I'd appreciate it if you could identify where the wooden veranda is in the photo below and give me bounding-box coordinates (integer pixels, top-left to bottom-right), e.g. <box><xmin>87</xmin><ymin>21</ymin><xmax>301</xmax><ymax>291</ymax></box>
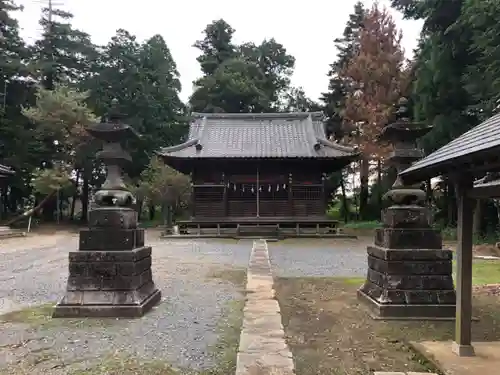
<box><xmin>400</xmin><ymin>112</ymin><xmax>500</xmax><ymax>357</ymax></box>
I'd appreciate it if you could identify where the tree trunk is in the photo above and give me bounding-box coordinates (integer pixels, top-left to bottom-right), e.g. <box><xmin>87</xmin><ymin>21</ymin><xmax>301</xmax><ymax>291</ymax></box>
<box><xmin>148</xmin><ymin>205</ymin><xmax>156</xmax><ymax>221</ymax></box>
<box><xmin>377</xmin><ymin>159</ymin><xmax>382</xmax><ymax>211</ymax></box>
<box><xmin>136</xmin><ymin>199</ymin><xmax>143</xmax><ymax>221</ymax></box>
<box><xmin>340</xmin><ymin>173</ymin><xmax>348</xmax><ymax>223</ymax></box>
<box><xmin>473</xmin><ymin>199</ymin><xmax>482</xmax><ymax>237</ymax></box>
<box><xmin>80</xmin><ymin>168</ymin><xmax>90</xmax><ymax>223</ymax></box>
<box><xmin>42</xmin><ymin>195</ymin><xmax>56</xmax><ymax>222</ymax></box>
<box><xmin>359</xmin><ymin>158</ymin><xmax>369</xmax><ymax>221</ymax></box>
<box><xmin>5</xmin><ymin>190</ymin><xmax>57</xmax><ymax>226</ymax></box>
<box><xmin>69</xmin><ymin>169</ymin><xmax>81</xmax><ymax>221</ymax></box>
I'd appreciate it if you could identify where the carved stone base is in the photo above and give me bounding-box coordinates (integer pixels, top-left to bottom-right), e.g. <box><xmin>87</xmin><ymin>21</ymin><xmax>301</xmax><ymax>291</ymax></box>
<box><xmin>357</xmin><ymin>288</ymin><xmax>455</xmax><ymax>320</ymax></box>
<box><xmin>52</xmin><ymin>287</ymin><xmax>161</xmax><ymax>318</ymax></box>
<box><xmin>53</xmin><ymin>246</ymin><xmax>161</xmax><ymax>318</ymax></box>
<box><xmin>358</xmin><ymin>245</ymin><xmax>456</xmax><ymax>320</ymax></box>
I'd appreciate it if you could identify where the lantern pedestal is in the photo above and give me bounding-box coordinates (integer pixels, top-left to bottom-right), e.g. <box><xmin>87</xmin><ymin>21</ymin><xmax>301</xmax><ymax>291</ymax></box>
<box><xmin>357</xmin><ymin>205</ymin><xmax>455</xmax><ymax>320</ymax></box>
<box><xmin>53</xmin><ymin>100</ymin><xmax>161</xmax><ymax>318</ymax></box>
<box><xmin>53</xmin><ymin>208</ymin><xmax>161</xmax><ymax>318</ymax></box>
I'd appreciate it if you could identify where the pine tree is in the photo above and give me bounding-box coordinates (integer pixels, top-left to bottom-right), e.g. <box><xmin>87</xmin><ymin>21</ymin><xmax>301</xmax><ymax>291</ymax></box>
<box><xmin>321</xmin><ymin>1</ymin><xmax>366</xmax><ymax>140</ymax></box>
<box><xmin>31</xmin><ymin>5</ymin><xmax>95</xmax><ymax>89</ymax></box>
<box><xmin>0</xmin><ymin>0</ymin><xmax>27</xmax><ymax>79</ymax></box>
<box><xmin>189</xmin><ymin>19</ymin><xmax>296</xmax><ymax>113</ymax></box>
<box><xmin>193</xmin><ymin>19</ymin><xmax>237</xmax><ymax>77</ymax></box>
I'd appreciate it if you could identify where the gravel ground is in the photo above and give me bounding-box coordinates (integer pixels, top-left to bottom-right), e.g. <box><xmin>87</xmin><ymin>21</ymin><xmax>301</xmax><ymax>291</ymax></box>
<box><xmin>0</xmin><ymin>233</ymin><xmax>251</xmax><ymax>374</ymax></box>
<box><xmin>268</xmin><ymin>238</ymin><xmax>370</xmax><ymax>277</ymax></box>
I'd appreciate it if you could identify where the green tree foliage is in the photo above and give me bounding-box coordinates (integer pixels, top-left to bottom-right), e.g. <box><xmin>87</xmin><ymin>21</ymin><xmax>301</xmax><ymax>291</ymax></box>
<box><xmin>391</xmin><ymin>0</ymin><xmax>475</xmax><ymax>153</ymax></box>
<box><xmin>136</xmin><ymin>156</ymin><xmax>190</xmax><ymax>206</ymax></box>
<box><xmin>189</xmin><ymin>19</ymin><xmax>298</xmax><ymax>113</ymax></box>
<box><xmin>194</xmin><ymin>19</ymin><xmax>237</xmax><ymax>76</ymax></box>
<box><xmin>283</xmin><ymin>87</ymin><xmax>322</xmax><ymax>112</ymax></box>
<box><xmin>0</xmin><ymin>0</ymin><xmax>28</xmax><ymax>77</ymax></box>
<box><xmin>30</xmin><ymin>164</ymin><xmax>72</xmax><ymax>195</ymax></box>
<box><xmin>458</xmin><ymin>0</ymin><xmax>500</xmax><ymax>118</ymax></box>
<box><xmin>0</xmin><ymin>1</ymin><xmax>41</xmax><ymax>206</ymax></box>
<box><xmin>321</xmin><ymin>1</ymin><xmax>366</xmax><ymax>140</ymax></box>
<box><xmin>239</xmin><ymin>39</ymin><xmax>296</xmax><ymax>110</ymax></box>
<box><xmin>30</xmin><ymin>6</ymin><xmax>96</xmax><ymax>89</ymax></box>
<box><xmin>390</xmin><ymin>0</ymin><xmax>479</xmax><ymax>227</ymax></box>
<box><xmin>135</xmin><ymin>156</ymin><xmax>191</xmax><ymax>224</ymax></box>
<box><xmin>22</xmin><ymin>85</ymin><xmax>97</xmax><ymax>166</ymax></box>
<box><xmin>86</xmin><ymin>30</ymin><xmax>187</xmax><ymax>175</ymax></box>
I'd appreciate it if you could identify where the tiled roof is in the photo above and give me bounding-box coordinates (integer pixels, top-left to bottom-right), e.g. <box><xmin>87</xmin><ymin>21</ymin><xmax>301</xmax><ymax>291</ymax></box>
<box><xmin>158</xmin><ymin>112</ymin><xmax>357</xmax><ymax>160</ymax></box>
<box><xmin>400</xmin><ymin>113</ymin><xmax>500</xmax><ymax>182</ymax></box>
<box><xmin>0</xmin><ymin>164</ymin><xmax>13</xmax><ymax>176</ymax></box>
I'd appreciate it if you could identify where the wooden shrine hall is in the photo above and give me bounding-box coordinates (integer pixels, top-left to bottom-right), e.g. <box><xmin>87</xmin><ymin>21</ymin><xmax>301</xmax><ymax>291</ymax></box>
<box><xmin>158</xmin><ymin>112</ymin><xmax>358</xmax><ymax>237</ymax></box>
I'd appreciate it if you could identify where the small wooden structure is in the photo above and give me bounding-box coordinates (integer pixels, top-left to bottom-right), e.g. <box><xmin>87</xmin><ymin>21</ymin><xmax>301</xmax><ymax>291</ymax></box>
<box><xmin>0</xmin><ymin>163</ymin><xmax>16</xmax><ymax>233</ymax></box>
<box><xmin>158</xmin><ymin>112</ymin><xmax>358</xmax><ymax>237</ymax></box>
<box><xmin>400</xmin><ymin>112</ymin><xmax>500</xmax><ymax>357</ymax></box>
<box><xmin>0</xmin><ymin>163</ymin><xmax>14</xmax><ymax>185</ymax></box>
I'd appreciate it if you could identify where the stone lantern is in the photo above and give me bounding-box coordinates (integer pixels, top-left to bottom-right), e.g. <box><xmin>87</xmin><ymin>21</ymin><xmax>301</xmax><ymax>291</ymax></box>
<box><xmin>357</xmin><ymin>98</ymin><xmax>456</xmax><ymax>319</ymax></box>
<box><xmin>53</xmin><ymin>99</ymin><xmax>161</xmax><ymax>318</ymax></box>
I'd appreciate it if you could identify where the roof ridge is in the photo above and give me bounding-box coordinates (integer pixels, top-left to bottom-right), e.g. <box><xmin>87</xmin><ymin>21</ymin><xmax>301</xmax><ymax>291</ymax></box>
<box><xmin>157</xmin><ymin>138</ymin><xmax>200</xmax><ymax>154</ymax></box>
<box><xmin>305</xmin><ymin>115</ymin><xmax>321</xmax><ymax>154</ymax></box>
<box><xmin>191</xmin><ymin>111</ymin><xmax>324</xmax><ymax>120</ymax></box>
<box><xmin>316</xmin><ymin>137</ymin><xmax>358</xmax><ymax>153</ymax></box>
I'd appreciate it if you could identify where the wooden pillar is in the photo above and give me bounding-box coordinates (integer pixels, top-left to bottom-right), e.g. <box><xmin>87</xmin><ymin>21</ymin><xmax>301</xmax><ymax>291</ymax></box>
<box><xmin>452</xmin><ymin>175</ymin><xmax>475</xmax><ymax>357</ymax></box>
<box><xmin>190</xmin><ymin>170</ymin><xmax>196</xmax><ymax>219</ymax></box>
<box><xmin>288</xmin><ymin>172</ymin><xmax>293</xmax><ymax>216</ymax></box>
<box><xmin>223</xmin><ymin>172</ymin><xmax>228</xmax><ymax>217</ymax></box>
<box><xmin>321</xmin><ymin>173</ymin><xmax>326</xmax><ymax>213</ymax></box>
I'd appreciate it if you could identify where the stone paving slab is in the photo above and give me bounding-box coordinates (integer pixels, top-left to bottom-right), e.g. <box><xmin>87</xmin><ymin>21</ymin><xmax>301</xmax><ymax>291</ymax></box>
<box><xmin>411</xmin><ymin>340</ymin><xmax>500</xmax><ymax>375</ymax></box>
<box><xmin>236</xmin><ymin>239</ymin><xmax>294</xmax><ymax>375</ymax></box>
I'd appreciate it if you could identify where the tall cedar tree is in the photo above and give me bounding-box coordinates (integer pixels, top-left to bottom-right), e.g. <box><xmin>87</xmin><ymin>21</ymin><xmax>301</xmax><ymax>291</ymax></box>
<box><xmin>392</xmin><ymin>0</ymin><xmax>476</xmax><ymax>227</ymax></box>
<box><xmin>342</xmin><ymin>3</ymin><xmax>406</xmax><ymax>220</ymax></box>
<box><xmin>190</xmin><ymin>19</ymin><xmax>297</xmax><ymax>113</ymax></box>
<box><xmin>32</xmin><ymin>7</ymin><xmax>95</xmax><ymax>90</ymax></box>
<box><xmin>321</xmin><ymin>1</ymin><xmax>366</xmax><ymax>141</ymax></box>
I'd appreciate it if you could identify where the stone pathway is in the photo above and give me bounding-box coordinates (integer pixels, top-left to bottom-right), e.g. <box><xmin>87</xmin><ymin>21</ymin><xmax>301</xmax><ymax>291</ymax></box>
<box><xmin>236</xmin><ymin>239</ymin><xmax>294</xmax><ymax>375</ymax></box>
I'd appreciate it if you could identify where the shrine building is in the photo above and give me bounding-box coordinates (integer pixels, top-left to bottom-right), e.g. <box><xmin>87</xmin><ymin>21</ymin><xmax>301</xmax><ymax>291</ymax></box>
<box><xmin>158</xmin><ymin>112</ymin><xmax>358</xmax><ymax>237</ymax></box>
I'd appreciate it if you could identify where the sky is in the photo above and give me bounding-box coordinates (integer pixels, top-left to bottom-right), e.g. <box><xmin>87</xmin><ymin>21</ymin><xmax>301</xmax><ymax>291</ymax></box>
<box><xmin>13</xmin><ymin>0</ymin><xmax>423</xmax><ymax>103</ymax></box>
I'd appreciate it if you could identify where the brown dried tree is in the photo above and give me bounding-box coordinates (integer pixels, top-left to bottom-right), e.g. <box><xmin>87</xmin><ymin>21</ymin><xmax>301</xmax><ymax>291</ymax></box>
<box><xmin>340</xmin><ymin>2</ymin><xmax>407</xmax><ymax>219</ymax></box>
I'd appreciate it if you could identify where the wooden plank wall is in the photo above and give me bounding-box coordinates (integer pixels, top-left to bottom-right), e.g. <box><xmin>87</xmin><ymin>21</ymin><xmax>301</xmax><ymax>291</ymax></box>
<box><xmin>191</xmin><ymin>166</ymin><xmax>325</xmax><ymax>219</ymax></box>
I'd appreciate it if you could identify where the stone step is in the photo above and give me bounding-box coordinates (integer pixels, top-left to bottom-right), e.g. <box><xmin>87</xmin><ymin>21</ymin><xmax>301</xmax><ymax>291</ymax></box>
<box><xmin>0</xmin><ymin>226</ymin><xmax>26</xmax><ymax>239</ymax></box>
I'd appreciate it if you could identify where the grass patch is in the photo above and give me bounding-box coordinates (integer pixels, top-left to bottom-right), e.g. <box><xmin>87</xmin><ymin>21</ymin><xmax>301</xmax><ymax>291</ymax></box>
<box><xmin>275</xmin><ymin>277</ymin><xmax>500</xmax><ymax>375</ymax></box>
<box><xmin>0</xmin><ymin>303</ymin><xmax>122</xmax><ymax>330</ymax></box>
<box><xmin>201</xmin><ymin>297</ymin><xmax>245</xmax><ymax>375</ymax></box>
<box><xmin>452</xmin><ymin>259</ymin><xmax>500</xmax><ymax>286</ymax></box>
<box><xmin>334</xmin><ymin>277</ymin><xmax>365</xmax><ymax>286</ymax></box>
<box><xmin>341</xmin><ymin>221</ymin><xmax>382</xmax><ymax>229</ymax></box>
<box><xmin>0</xmin><ymin>303</ymin><xmax>55</xmax><ymax>326</ymax></box>
<box><xmin>206</xmin><ymin>266</ymin><xmax>247</xmax><ymax>289</ymax></box>
<box><xmin>69</xmin><ymin>356</ymin><xmax>179</xmax><ymax>375</ymax></box>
